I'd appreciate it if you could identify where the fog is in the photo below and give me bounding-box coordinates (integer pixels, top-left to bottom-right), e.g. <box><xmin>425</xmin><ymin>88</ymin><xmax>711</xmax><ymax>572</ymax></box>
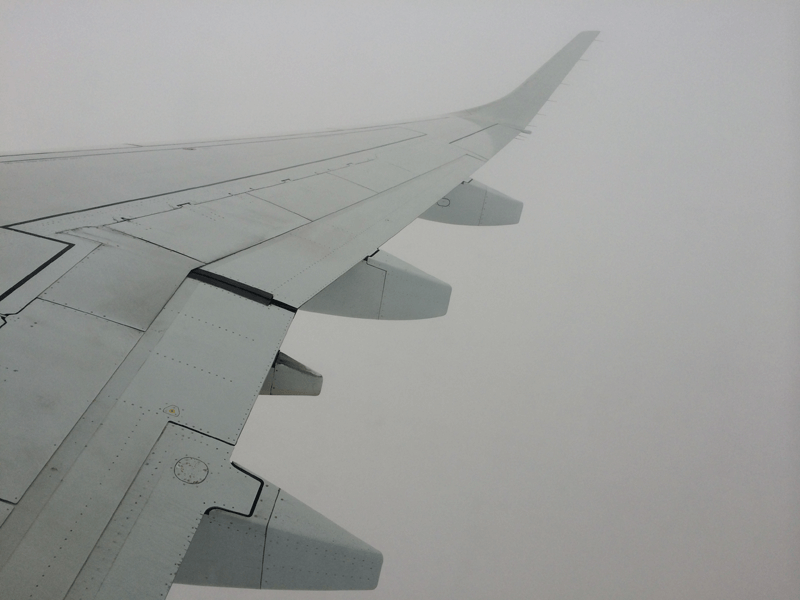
<box><xmin>2</xmin><ymin>2</ymin><xmax>798</xmax><ymax>599</ymax></box>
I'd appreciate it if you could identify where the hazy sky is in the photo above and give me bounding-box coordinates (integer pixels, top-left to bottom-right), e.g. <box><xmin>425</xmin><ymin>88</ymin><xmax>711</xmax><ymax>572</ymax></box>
<box><xmin>2</xmin><ymin>2</ymin><xmax>798</xmax><ymax>599</ymax></box>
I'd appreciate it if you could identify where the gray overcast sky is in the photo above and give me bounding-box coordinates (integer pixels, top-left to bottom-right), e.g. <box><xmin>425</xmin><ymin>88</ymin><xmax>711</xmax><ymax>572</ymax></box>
<box><xmin>2</xmin><ymin>2</ymin><xmax>799</xmax><ymax>599</ymax></box>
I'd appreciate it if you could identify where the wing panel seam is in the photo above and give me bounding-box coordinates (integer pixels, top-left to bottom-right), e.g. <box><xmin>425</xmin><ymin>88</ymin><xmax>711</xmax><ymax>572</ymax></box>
<box><xmin>6</xmin><ymin>133</ymin><xmax>427</xmax><ymax>228</ymax></box>
<box><xmin>0</xmin><ymin>227</ymin><xmax>73</xmax><ymax>304</ymax></box>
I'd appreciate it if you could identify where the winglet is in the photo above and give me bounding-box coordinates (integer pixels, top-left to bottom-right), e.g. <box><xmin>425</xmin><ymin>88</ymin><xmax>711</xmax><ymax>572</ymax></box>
<box><xmin>455</xmin><ymin>31</ymin><xmax>599</xmax><ymax>129</ymax></box>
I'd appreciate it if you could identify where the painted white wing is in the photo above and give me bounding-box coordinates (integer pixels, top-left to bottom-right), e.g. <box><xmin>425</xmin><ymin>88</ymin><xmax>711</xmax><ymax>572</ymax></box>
<box><xmin>0</xmin><ymin>31</ymin><xmax>598</xmax><ymax>599</ymax></box>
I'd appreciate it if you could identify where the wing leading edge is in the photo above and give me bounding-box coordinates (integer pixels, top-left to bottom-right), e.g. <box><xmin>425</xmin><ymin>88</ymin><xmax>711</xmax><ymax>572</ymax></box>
<box><xmin>0</xmin><ymin>32</ymin><xmax>599</xmax><ymax>599</ymax></box>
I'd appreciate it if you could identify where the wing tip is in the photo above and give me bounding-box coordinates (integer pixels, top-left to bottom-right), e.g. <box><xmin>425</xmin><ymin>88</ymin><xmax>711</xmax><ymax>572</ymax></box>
<box><xmin>454</xmin><ymin>31</ymin><xmax>601</xmax><ymax>128</ymax></box>
<box><xmin>575</xmin><ymin>30</ymin><xmax>601</xmax><ymax>44</ymax></box>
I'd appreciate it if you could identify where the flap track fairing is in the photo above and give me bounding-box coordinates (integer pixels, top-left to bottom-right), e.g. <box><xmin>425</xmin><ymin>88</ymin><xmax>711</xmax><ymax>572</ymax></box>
<box><xmin>260</xmin><ymin>352</ymin><xmax>322</xmax><ymax>396</ymax></box>
<box><xmin>174</xmin><ymin>487</ymin><xmax>382</xmax><ymax>590</ymax></box>
<box><xmin>299</xmin><ymin>250</ymin><xmax>451</xmax><ymax>320</ymax></box>
<box><xmin>419</xmin><ymin>179</ymin><xmax>523</xmax><ymax>226</ymax></box>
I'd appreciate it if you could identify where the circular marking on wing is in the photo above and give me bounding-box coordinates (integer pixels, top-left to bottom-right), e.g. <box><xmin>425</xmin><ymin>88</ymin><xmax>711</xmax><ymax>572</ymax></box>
<box><xmin>174</xmin><ymin>457</ymin><xmax>209</xmax><ymax>484</ymax></box>
<box><xmin>437</xmin><ymin>198</ymin><xmax>451</xmax><ymax>207</ymax></box>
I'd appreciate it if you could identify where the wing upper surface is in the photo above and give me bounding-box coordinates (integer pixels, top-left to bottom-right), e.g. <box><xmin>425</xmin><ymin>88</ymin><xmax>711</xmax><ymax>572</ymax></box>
<box><xmin>0</xmin><ymin>32</ymin><xmax>598</xmax><ymax>599</ymax></box>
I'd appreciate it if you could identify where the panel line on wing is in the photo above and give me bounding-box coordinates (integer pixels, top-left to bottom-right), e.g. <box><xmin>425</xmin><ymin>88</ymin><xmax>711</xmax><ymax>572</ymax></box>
<box><xmin>243</xmin><ymin>191</ymin><xmax>310</xmax><ymax>221</ymax></box>
<box><xmin>0</xmin><ymin>227</ymin><xmax>73</xmax><ymax>303</ymax></box>
<box><xmin>165</xmin><ymin>421</ymin><xmax>235</xmax><ymax>448</ymax></box>
<box><xmin>324</xmin><ymin>166</ymin><xmax>385</xmax><ymax>194</ymax></box>
<box><xmin>214</xmin><ymin>462</ymin><xmax>266</xmax><ymax>518</ymax></box>
<box><xmin>5</xmin><ymin>132</ymin><xmax>428</xmax><ymax>229</ymax></box>
<box><xmin>35</xmin><ymin>297</ymin><xmax>146</xmax><ymax>333</ymax></box>
<box><xmin>448</xmin><ymin>123</ymin><xmax>497</xmax><ymax>144</ymax></box>
<box><xmin>259</xmin><ymin>486</ymin><xmax>282</xmax><ymax>585</ymax></box>
<box><xmin>78</xmin><ymin>223</ymin><xmax>204</xmax><ymax>263</ymax></box>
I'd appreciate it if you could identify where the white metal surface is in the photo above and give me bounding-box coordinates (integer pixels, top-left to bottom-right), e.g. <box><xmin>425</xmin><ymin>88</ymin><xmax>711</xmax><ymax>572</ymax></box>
<box><xmin>66</xmin><ymin>424</ymin><xmax>262</xmax><ymax>600</ymax></box>
<box><xmin>301</xmin><ymin>250</ymin><xmax>450</xmax><ymax>320</ymax></box>
<box><xmin>400</xmin><ymin>115</ymin><xmax>486</xmax><ymax>141</ymax></box>
<box><xmin>0</xmin><ymin>126</ymin><xmax>421</xmax><ymax>225</ymax></box>
<box><xmin>0</xmin><ymin>31</ymin><xmax>599</xmax><ymax>599</ymax></box>
<box><xmin>452</xmin><ymin>124</ymin><xmax>520</xmax><ymax>159</ymax></box>
<box><xmin>329</xmin><ymin>158</ymin><xmax>414</xmax><ymax>193</ymax></box>
<box><xmin>374</xmin><ymin>137</ymin><xmax>465</xmax><ymax>175</ymax></box>
<box><xmin>248</xmin><ymin>172</ymin><xmax>374</xmax><ymax>221</ymax></box>
<box><xmin>173</xmin><ymin>488</ymin><xmax>280</xmax><ymax>589</ymax></box>
<box><xmin>299</xmin><ymin>257</ymin><xmax>385</xmax><ymax>318</ymax></box>
<box><xmin>419</xmin><ymin>180</ymin><xmax>523</xmax><ymax>226</ymax></box>
<box><xmin>175</xmin><ymin>485</ymin><xmax>382</xmax><ymax>591</ymax></box>
<box><xmin>205</xmin><ymin>155</ymin><xmax>481</xmax><ymax>309</ymax></box>
<box><xmin>0</xmin><ymin>503</ymin><xmax>13</xmax><ymax>528</ymax></box>
<box><xmin>108</xmin><ymin>193</ymin><xmax>309</xmax><ymax>263</ymax></box>
<box><xmin>0</xmin><ymin>279</ymin><xmax>292</xmax><ymax>598</ymax></box>
<box><xmin>455</xmin><ymin>31</ymin><xmax>599</xmax><ymax>129</ymax></box>
<box><xmin>370</xmin><ymin>250</ymin><xmax>451</xmax><ymax>319</ymax></box>
<box><xmin>117</xmin><ymin>281</ymin><xmax>293</xmax><ymax>443</ymax></box>
<box><xmin>0</xmin><ymin>299</ymin><xmax>141</xmax><ymax>502</ymax></box>
<box><xmin>0</xmin><ymin>282</ymin><xmax>197</xmax><ymax>577</ymax></box>
<box><xmin>0</xmin><ymin>228</ymin><xmax>66</xmax><ymax>297</ymax></box>
<box><xmin>261</xmin><ymin>490</ymin><xmax>382</xmax><ymax>590</ymax></box>
<box><xmin>0</xmin><ymin>233</ymin><xmax>98</xmax><ymax>315</ymax></box>
<box><xmin>40</xmin><ymin>228</ymin><xmax>200</xmax><ymax>330</ymax></box>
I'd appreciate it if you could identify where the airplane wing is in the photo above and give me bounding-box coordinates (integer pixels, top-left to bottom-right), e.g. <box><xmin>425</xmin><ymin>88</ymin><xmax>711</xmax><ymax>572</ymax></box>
<box><xmin>0</xmin><ymin>32</ymin><xmax>598</xmax><ymax>599</ymax></box>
